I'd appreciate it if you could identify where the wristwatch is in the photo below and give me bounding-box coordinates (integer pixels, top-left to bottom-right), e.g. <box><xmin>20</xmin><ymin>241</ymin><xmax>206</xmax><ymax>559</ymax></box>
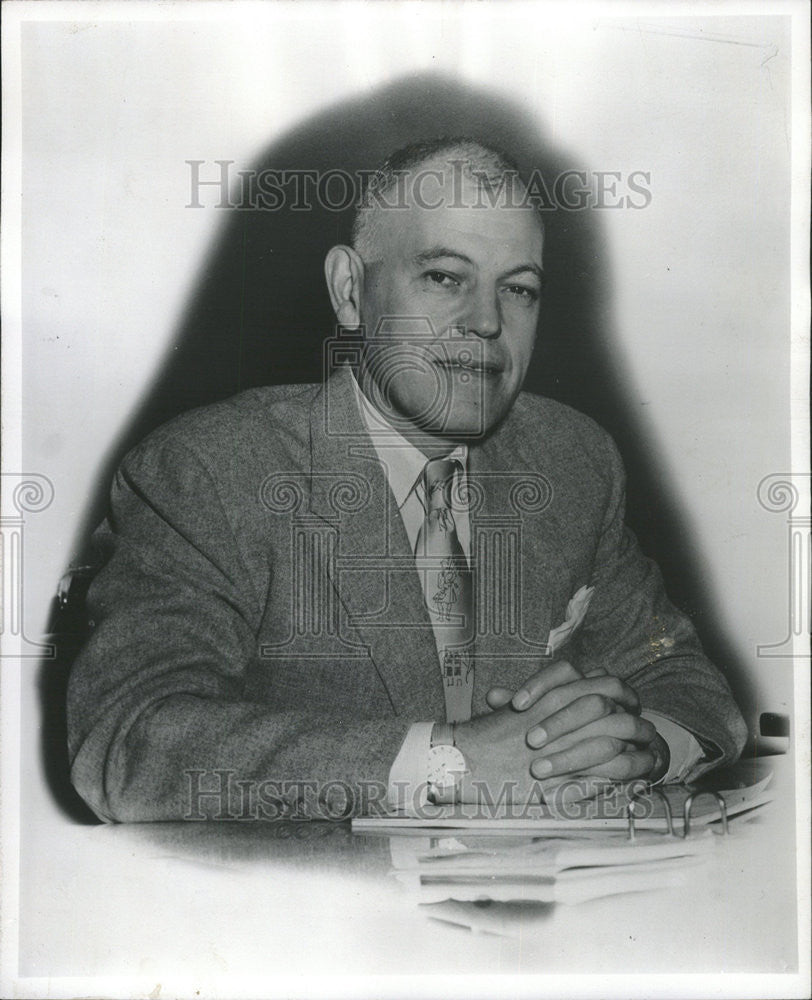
<box><xmin>426</xmin><ymin>723</ymin><xmax>467</xmax><ymax>805</ymax></box>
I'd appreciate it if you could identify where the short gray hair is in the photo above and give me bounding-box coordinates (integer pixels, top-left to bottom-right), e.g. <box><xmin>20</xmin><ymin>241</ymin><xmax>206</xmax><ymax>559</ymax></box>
<box><xmin>351</xmin><ymin>137</ymin><xmax>534</xmax><ymax>263</ymax></box>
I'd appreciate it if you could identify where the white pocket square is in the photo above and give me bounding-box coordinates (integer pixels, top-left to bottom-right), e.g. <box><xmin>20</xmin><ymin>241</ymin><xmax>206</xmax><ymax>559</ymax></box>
<box><xmin>546</xmin><ymin>585</ymin><xmax>594</xmax><ymax>655</ymax></box>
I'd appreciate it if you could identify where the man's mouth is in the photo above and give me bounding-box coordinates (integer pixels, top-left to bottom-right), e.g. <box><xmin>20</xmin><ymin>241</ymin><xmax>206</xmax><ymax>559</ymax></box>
<box><xmin>434</xmin><ymin>355</ymin><xmax>504</xmax><ymax>375</ymax></box>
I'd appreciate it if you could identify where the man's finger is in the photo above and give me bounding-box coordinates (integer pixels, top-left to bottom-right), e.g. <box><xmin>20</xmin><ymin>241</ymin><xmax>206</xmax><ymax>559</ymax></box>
<box><xmin>530</xmin><ymin>734</ymin><xmax>646</xmax><ymax>779</ymax></box>
<box><xmin>529</xmin><ymin>709</ymin><xmax>656</xmax><ymax>753</ymax></box>
<box><xmin>512</xmin><ymin>659</ymin><xmax>582</xmax><ymax>710</ymax></box>
<box><xmin>526</xmin><ymin>692</ymin><xmax>613</xmax><ymax>748</ymax></box>
<box><xmin>576</xmin><ymin>750</ymin><xmax>657</xmax><ymax>782</ymax></box>
<box><xmin>485</xmin><ymin>687</ymin><xmax>513</xmax><ymax>710</ymax></box>
<box><xmin>540</xmin><ymin>775</ymin><xmax>613</xmax><ymax>811</ymax></box>
<box><xmin>531</xmin><ymin>675</ymin><xmax>641</xmax><ymax>720</ymax></box>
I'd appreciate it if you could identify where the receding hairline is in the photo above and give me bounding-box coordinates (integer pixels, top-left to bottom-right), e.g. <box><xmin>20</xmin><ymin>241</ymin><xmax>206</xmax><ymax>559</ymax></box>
<box><xmin>351</xmin><ymin>138</ymin><xmax>543</xmax><ymax>263</ymax></box>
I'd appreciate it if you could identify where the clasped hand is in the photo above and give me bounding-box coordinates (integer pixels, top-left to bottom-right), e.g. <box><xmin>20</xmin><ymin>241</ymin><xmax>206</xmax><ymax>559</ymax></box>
<box><xmin>453</xmin><ymin>659</ymin><xmax>668</xmax><ymax>805</ymax></box>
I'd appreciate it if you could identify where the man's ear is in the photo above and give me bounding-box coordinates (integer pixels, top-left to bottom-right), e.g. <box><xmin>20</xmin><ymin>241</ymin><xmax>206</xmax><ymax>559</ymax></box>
<box><xmin>324</xmin><ymin>245</ymin><xmax>365</xmax><ymax>328</ymax></box>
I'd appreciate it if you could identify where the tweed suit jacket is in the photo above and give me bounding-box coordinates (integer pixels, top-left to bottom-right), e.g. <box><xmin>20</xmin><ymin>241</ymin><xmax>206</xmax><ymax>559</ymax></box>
<box><xmin>67</xmin><ymin>365</ymin><xmax>747</xmax><ymax>822</ymax></box>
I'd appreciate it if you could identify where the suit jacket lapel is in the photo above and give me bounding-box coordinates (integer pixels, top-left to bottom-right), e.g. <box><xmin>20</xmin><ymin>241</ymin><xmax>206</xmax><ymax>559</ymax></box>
<box><xmin>308</xmin><ymin>366</ymin><xmax>443</xmax><ymax>718</ymax></box>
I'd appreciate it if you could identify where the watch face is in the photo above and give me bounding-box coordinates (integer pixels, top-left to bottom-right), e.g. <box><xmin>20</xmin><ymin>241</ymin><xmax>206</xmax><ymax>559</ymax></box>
<box><xmin>427</xmin><ymin>745</ymin><xmax>467</xmax><ymax>790</ymax></box>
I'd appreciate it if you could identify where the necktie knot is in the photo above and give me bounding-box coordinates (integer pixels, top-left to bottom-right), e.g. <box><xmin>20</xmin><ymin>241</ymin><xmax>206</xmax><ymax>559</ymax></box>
<box><xmin>423</xmin><ymin>458</ymin><xmax>460</xmax><ymax>514</ymax></box>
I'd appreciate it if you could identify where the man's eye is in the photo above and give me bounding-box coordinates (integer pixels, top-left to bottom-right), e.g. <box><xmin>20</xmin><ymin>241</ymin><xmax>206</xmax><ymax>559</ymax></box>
<box><xmin>504</xmin><ymin>284</ymin><xmax>539</xmax><ymax>303</ymax></box>
<box><xmin>424</xmin><ymin>271</ymin><xmax>460</xmax><ymax>289</ymax></box>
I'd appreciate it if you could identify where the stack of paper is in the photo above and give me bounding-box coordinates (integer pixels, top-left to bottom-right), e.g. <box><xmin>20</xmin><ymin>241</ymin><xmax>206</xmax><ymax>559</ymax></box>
<box><xmin>388</xmin><ymin>829</ymin><xmax>716</xmax><ymax>905</ymax></box>
<box><xmin>351</xmin><ymin>769</ymin><xmax>775</xmax><ymax>922</ymax></box>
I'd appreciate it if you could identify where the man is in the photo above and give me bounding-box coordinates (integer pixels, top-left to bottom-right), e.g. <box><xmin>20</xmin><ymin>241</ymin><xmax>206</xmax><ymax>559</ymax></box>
<box><xmin>67</xmin><ymin>138</ymin><xmax>747</xmax><ymax>822</ymax></box>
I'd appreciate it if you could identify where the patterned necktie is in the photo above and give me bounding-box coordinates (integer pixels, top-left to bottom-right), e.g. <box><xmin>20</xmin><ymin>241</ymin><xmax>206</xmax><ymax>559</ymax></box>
<box><xmin>415</xmin><ymin>458</ymin><xmax>474</xmax><ymax>723</ymax></box>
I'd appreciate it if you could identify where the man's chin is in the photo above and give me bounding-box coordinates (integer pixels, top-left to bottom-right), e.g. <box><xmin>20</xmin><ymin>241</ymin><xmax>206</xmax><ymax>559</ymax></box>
<box><xmin>375</xmin><ymin>377</ymin><xmax>515</xmax><ymax>443</ymax></box>
<box><xmin>418</xmin><ymin>405</ymin><xmax>508</xmax><ymax>443</ymax></box>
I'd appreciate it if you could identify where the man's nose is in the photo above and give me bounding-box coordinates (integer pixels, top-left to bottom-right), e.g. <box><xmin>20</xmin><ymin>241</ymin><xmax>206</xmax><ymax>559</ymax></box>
<box><xmin>463</xmin><ymin>289</ymin><xmax>502</xmax><ymax>340</ymax></box>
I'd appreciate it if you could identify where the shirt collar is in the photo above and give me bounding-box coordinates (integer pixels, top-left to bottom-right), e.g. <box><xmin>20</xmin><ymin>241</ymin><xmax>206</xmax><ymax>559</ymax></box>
<box><xmin>349</xmin><ymin>369</ymin><xmax>468</xmax><ymax>509</ymax></box>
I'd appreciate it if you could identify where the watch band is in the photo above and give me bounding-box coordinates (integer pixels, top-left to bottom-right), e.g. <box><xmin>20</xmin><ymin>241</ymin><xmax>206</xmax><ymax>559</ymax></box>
<box><xmin>431</xmin><ymin>723</ymin><xmax>455</xmax><ymax>748</ymax></box>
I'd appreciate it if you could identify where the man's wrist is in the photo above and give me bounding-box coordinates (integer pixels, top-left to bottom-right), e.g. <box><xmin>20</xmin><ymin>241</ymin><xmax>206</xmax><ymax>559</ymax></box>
<box><xmin>387</xmin><ymin>721</ymin><xmax>434</xmax><ymax>814</ymax></box>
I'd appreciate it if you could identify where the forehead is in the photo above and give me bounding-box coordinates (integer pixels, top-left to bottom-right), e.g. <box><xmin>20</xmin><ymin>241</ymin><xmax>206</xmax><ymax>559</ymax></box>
<box><xmin>378</xmin><ymin>168</ymin><xmax>544</xmax><ymax>266</ymax></box>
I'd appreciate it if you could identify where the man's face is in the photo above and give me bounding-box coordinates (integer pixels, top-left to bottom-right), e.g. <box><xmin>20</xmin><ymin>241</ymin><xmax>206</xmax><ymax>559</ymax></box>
<box><xmin>358</xmin><ymin>170</ymin><xmax>543</xmax><ymax>442</ymax></box>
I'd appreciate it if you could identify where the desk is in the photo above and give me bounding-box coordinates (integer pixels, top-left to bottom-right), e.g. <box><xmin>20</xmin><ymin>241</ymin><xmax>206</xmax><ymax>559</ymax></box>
<box><xmin>20</xmin><ymin>758</ymin><xmax>799</xmax><ymax>982</ymax></box>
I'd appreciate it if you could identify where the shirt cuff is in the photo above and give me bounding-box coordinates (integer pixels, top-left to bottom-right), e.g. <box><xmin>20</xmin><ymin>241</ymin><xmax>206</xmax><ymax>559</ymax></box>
<box><xmin>387</xmin><ymin>721</ymin><xmax>434</xmax><ymax>815</ymax></box>
<box><xmin>642</xmin><ymin>711</ymin><xmax>704</xmax><ymax>784</ymax></box>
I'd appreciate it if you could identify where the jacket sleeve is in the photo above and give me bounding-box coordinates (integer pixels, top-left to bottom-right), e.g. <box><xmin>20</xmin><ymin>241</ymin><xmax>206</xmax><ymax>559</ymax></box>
<box><xmin>67</xmin><ymin>437</ymin><xmax>411</xmax><ymax>822</ymax></box>
<box><xmin>569</xmin><ymin>431</ymin><xmax>748</xmax><ymax>778</ymax></box>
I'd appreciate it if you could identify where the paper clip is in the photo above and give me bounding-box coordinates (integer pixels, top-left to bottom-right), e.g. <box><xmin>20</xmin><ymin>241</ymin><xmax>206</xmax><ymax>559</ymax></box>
<box><xmin>626</xmin><ymin>787</ymin><xmax>730</xmax><ymax>839</ymax></box>
<box><xmin>626</xmin><ymin>786</ymin><xmax>675</xmax><ymax>840</ymax></box>
<box><xmin>683</xmin><ymin>790</ymin><xmax>729</xmax><ymax>838</ymax></box>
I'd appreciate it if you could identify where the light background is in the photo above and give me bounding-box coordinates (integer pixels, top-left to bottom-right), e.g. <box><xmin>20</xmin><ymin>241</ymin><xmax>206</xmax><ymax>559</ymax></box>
<box><xmin>3</xmin><ymin>0</ymin><xmax>808</xmax><ymax>992</ymax></box>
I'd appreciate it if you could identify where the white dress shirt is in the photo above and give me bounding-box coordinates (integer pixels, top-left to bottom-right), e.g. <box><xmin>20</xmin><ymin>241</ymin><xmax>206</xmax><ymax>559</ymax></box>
<box><xmin>349</xmin><ymin>373</ymin><xmax>703</xmax><ymax>812</ymax></box>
